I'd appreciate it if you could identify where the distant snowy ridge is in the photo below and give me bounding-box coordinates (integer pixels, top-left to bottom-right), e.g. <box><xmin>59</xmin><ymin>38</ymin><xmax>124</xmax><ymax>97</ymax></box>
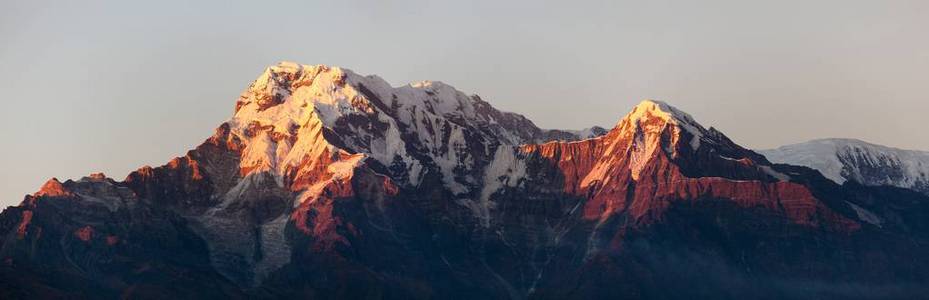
<box><xmin>564</xmin><ymin>126</ymin><xmax>609</xmax><ymax>139</ymax></box>
<box><xmin>760</xmin><ymin>138</ymin><xmax>929</xmax><ymax>195</ymax></box>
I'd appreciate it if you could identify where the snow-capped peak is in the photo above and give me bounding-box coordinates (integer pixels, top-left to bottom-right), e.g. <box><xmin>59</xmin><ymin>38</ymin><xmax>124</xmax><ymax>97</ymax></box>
<box><xmin>613</xmin><ymin>100</ymin><xmax>707</xmax><ymax>151</ymax></box>
<box><xmin>223</xmin><ymin>61</ymin><xmax>609</xmax><ymax>202</ymax></box>
<box><xmin>625</xmin><ymin>100</ymin><xmax>698</xmax><ymax>124</ymax></box>
<box><xmin>622</xmin><ymin>100</ymin><xmax>705</xmax><ymax>131</ymax></box>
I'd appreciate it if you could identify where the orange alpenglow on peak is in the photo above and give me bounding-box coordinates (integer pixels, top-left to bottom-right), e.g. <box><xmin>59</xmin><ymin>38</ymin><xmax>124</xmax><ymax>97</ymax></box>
<box><xmin>618</xmin><ymin>100</ymin><xmax>702</xmax><ymax>129</ymax></box>
<box><xmin>34</xmin><ymin>178</ymin><xmax>72</xmax><ymax>197</ymax></box>
<box><xmin>608</xmin><ymin>99</ymin><xmax>708</xmax><ymax>152</ymax></box>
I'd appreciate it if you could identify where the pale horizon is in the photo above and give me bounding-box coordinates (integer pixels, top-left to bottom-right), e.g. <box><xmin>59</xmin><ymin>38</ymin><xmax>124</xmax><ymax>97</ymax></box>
<box><xmin>3</xmin><ymin>0</ymin><xmax>929</xmax><ymax>206</ymax></box>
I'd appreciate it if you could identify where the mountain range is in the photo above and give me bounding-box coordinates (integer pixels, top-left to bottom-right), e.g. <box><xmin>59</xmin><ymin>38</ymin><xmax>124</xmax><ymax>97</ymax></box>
<box><xmin>2</xmin><ymin>62</ymin><xmax>928</xmax><ymax>299</ymax></box>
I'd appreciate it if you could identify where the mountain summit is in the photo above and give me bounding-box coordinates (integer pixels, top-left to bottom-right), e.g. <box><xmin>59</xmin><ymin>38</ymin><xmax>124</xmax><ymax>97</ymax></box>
<box><xmin>2</xmin><ymin>62</ymin><xmax>928</xmax><ymax>299</ymax></box>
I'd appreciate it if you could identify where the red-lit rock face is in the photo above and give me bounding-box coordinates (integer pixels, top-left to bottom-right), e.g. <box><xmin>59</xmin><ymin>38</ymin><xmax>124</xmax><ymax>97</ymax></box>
<box><xmin>15</xmin><ymin>210</ymin><xmax>33</xmax><ymax>239</ymax></box>
<box><xmin>522</xmin><ymin>100</ymin><xmax>859</xmax><ymax>231</ymax></box>
<box><xmin>289</xmin><ymin>157</ymin><xmax>400</xmax><ymax>252</ymax></box>
<box><xmin>34</xmin><ymin>178</ymin><xmax>72</xmax><ymax>198</ymax></box>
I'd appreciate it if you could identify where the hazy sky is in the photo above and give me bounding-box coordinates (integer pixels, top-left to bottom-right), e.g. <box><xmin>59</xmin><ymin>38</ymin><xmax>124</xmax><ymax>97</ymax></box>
<box><xmin>2</xmin><ymin>0</ymin><xmax>928</xmax><ymax>206</ymax></box>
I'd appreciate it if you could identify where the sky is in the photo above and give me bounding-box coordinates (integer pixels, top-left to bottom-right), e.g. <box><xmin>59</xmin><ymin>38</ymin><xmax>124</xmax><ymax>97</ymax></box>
<box><xmin>1</xmin><ymin>0</ymin><xmax>928</xmax><ymax>207</ymax></box>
